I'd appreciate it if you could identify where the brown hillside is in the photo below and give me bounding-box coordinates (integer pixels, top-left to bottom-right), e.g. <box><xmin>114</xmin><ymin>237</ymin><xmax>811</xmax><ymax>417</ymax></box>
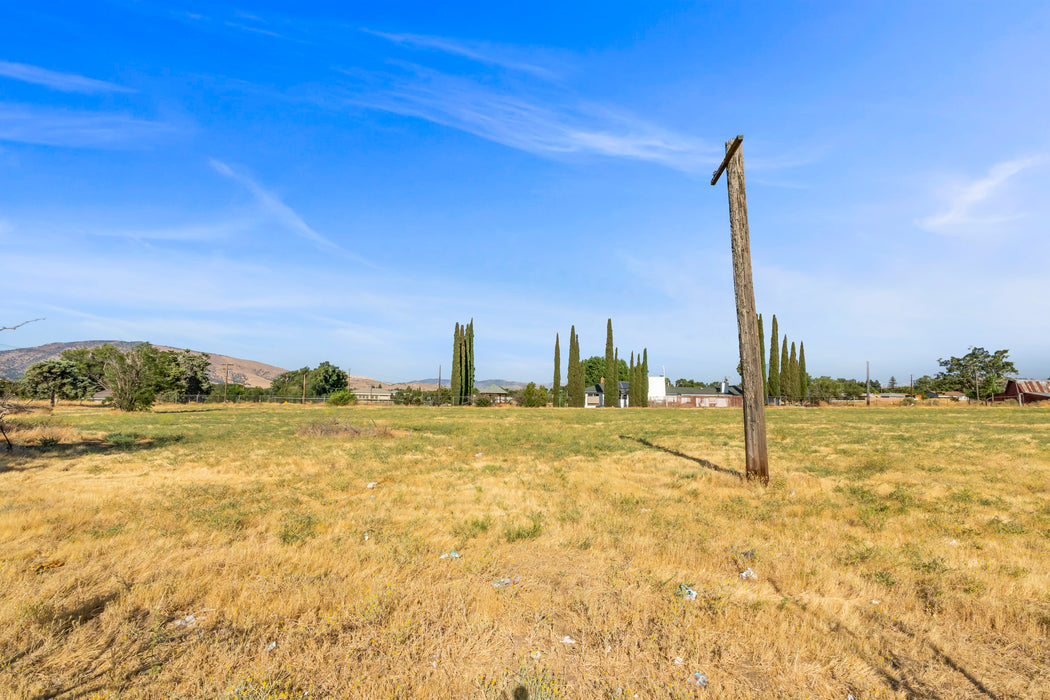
<box><xmin>0</xmin><ymin>341</ymin><xmax>288</xmax><ymax>389</ymax></box>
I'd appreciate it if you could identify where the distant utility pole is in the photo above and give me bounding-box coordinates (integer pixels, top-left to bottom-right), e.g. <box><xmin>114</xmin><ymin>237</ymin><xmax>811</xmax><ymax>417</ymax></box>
<box><xmin>866</xmin><ymin>361</ymin><xmax>871</xmax><ymax>407</ymax></box>
<box><xmin>222</xmin><ymin>362</ymin><xmax>233</xmax><ymax>403</ymax></box>
<box><xmin>347</xmin><ymin>368</ymin><xmax>351</xmax><ymax>392</ymax></box>
<box><xmin>711</xmin><ymin>135</ymin><xmax>768</xmax><ymax>483</ymax></box>
<box><xmin>437</xmin><ymin>365</ymin><xmax>442</xmax><ymax>406</ymax></box>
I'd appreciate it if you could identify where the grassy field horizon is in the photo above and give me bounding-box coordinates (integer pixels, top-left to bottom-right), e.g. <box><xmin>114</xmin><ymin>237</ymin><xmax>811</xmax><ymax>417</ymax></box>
<box><xmin>2</xmin><ymin>403</ymin><xmax>1048</xmax><ymax>698</ymax></box>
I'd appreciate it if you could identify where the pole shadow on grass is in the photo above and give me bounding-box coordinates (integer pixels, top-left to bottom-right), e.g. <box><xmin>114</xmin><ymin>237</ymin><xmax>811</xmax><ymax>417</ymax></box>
<box><xmin>618</xmin><ymin>435</ymin><xmax>743</xmax><ymax>480</ymax></box>
<box><xmin>1</xmin><ymin>434</ymin><xmax>186</xmax><ymax>471</ymax></box>
<box><xmin>759</xmin><ymin>563</ymin><xmax>1001</xmax><ymax>700</ymax></box>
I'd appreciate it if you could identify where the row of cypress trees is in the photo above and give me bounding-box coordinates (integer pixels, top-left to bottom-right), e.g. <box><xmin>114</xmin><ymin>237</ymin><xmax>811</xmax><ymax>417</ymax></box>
<box><xmin>450</xmin><ymin>320</ymin><xmax>474</xmax><ymax>405</ymax></box>
<box><xmin>556</xmin><ymin>319</ymin><xmax>647</xmax><ymax>408</ymax></box>
<box><xmin>765</xmin><ymin>314</ymin><xmax>809</xmax><ymax>402</ymax></box>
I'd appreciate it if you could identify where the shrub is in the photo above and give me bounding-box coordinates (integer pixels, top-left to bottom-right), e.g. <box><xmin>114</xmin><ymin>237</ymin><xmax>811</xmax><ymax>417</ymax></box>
<box><xmin>327</xmin><ymin>389</ymin><xmax>356</xmax><ymax>406</ymax></box>
<box><xmin>475</xmin><ymin>396</ymin><xmax>492</xmax><ymax>407</ymax></box>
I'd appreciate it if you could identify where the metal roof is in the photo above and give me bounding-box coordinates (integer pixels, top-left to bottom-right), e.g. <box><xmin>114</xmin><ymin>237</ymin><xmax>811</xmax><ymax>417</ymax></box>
<box><xmin>1012</xmin><ymin>379</ymin><xmax>1050</xmax><ymax>394</ymax></box>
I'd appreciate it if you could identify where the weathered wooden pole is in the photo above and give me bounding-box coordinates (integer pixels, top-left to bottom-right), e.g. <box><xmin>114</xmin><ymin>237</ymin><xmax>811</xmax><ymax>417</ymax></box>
<box><xmin>711</xmin><ymin>135</ymin><xmax>769</xmax><ymax>483</ymax></box>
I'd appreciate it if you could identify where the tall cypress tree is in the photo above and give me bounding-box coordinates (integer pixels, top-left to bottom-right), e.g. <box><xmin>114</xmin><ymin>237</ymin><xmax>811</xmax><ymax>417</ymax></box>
<box><xmin>604</xmin><ymin>319</ymin><xmax>616</xmax><ymax>408</ymax></box>
<box><xmin>799</xmin><ymin>341</ymin><xmax>808</xmax><ymax>403</ymax></box>
<box><xmin>567</xmin><ymin>326</ymin><xmax>580</xmax><ymax>407</ymax></box>
<box><xmin>552</xmin><ymin>333</ymin><xmax>561</xmax><ymax>407</ymax></box>
<box><xmin>788</xmin><ymin>341</ymin><xmax>798</xmax><ymax>402</ymax></box>
<box><xmin>629</xmin><ymin>351</ymin><xmax>637</xmax><ymax>407</ymax></box>
<box><xmin>779</xmin><ymin>337</ymin><xmax>789</xmax><ymax>403</ymax></box>
<box><xmin>641</xmin><ymin>348</ymin><xmax>649</xmax><ymax>407</ymax></box>
<box><xmin>758</xmin><ymin>313</ymin><xmax>767</xmax><ymax>402</ymax></box>
<box><xmin>465</xmin><ymin>319</ymin><xmax>475</xmax><ymax>402</ymax></box>
<box><xmin>768</xmin><ymin>315</ymin><xmax>780</xmax><ymax>400</ymax></box>
<box><xmin>451</xmin><ymin>322</ymin><xmax>461</xmax><ymax>406</ymax></box>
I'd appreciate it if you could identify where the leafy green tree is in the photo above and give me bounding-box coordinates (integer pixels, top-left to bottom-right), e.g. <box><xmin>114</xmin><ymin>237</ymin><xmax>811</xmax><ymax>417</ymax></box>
<box><xmin>21</xmin><ymin>360</ymin><xmax>93</xmax><ymax>408</ymax></box>
<box><xmin>936</xmin><ymin>347</ymin><xmax>1016</xmax><ymax>399</ymax></box>
<box><xmin>517</xmin><ymin>382</ymin><xmax>548</xmax><ymax>407</ymax></box>
<box><xmin>328</xmin><ymin>389</ymin><xmax>357</xmax><ymax>406</ymax></box>
<box><xmin>61</xmin><ymin>344</ymin><xmax>123</xmax><ymax>391</ymax></box>
<box><xmin>104</xmin><ymin>344</ymin><xmax>161</xmax><ymax>411</ymax></box>
<box><xmin>582</xmin><ymin>355</ymin><xmax>628</xmax><ymax>387</ymax></box>
<box><xmin>308</xmin><ymin>361</ymin><xmax>348</xmax><ymax>396</ymax></box>
<box><xmin>768</xmin><ymin>315</ymin><xmax>780</xmax><ymax>399</ymax></box>
<box><xmin>552</xmin><ymin>334</ymin><xmax>561</xmax><ymax>407</ymax></box>
<box><xmin>174</xmin><ymin>350</ymin><xmax>211</xmax><ymax>395</ymax></box>
<box><xmin>271</xmin><ymin>367</ymin><xmax>310</xmax><ymax>396</ymax></box>
<box><xmin>809</xmin><ymin>376</ymin><xmax>840</xmax><ymax>401</ymax></box>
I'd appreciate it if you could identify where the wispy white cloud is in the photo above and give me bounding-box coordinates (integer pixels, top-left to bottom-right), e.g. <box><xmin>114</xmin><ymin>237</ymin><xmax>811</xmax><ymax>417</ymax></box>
<box><xmin>208</xmin><ymin>158</ymin><xmax>376</xmax><ymax>266</ymax></box>
<box><xmin>0</xmin><ymin>60</ymin><xmax>132</xmax><ymax>94</ymax></box>
<box><xmin>916</xmin><ymin>156</ymin><xmax>1044</xmax><ymax>237</ymax></box>
<box><xmin>362</xmin><ymin>29</ymin><xmax>562</xmax><ymax>80</ymax></box>
<box><xmin>343</xmin><ymin>67</ymin><xmax>716</xmax><ymax>172</ymax></box>
<box><xmin>0</xmin><ymin>102</ymin><xmax>180</xmax><ymax>148</ymax></box>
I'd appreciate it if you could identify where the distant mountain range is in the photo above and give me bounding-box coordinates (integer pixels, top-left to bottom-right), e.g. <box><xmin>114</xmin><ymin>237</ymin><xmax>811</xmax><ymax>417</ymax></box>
<box><xmin>0</xmin><ymin>341</ymin><xmax>529</xmax><ymax>392</ymax></box>
<box><xmin>410</xmin><ymin>378</ymin><xmax>529</xmax><ymax>390</ymax></box>
<box><xmin>0</xmin><ymin>340</ymin><xmax>287</xmax><ymax>388</ymax></box>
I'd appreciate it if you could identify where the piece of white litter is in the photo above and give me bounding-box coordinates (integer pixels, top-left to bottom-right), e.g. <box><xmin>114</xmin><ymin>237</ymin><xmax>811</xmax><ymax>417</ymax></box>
<box><xmin>560</xmin><ymin>636</ymin><xmax>576</xmax><ymax>644</ymax></box>
<box><xmin>740</xmin><ymin>568</ymin><xmax>756</xmax><ymax>580</ymax></box>
<box><xmin>872</xmin><ymin>600</ymin><xmax>880</xmax><ymax>605</ymax></box>
<box><xmin>688</xmin><ymin>672</ymin><xmax>708</xmax><ymax>687</ymax></box>
<box><xmin>640</xmin><ymin>508</ymin><xmax>652</xmax><ymax>513</ymax></box>
<box><xmin>949</xmin><ymin>539</ymin><xmax>958</xmax><ymax>546</ymax></box>
<box><xmin>674</xmin><ymin>656</ymin><xmax>684</xmax><ymax>665</ymax></box>
<box><xmin>530</xmin><ymin>651</ymin><xmax>542</xmax><ymax>660</ymax></box>
<box><xmin>364</xmin><ymin>532</ymin><xmax>369</xmax><ymax>541</ymax></box>
<box><xmin>605</xmin><ymin>646</ymin><xmax>611</xmax><ymax>654</ymax></box>
<box><xmin>366</xmin><ymin>482</ymin><xmax>378</xmax><ymax>489</ymax></box>
<box><xmin>174</xmin><ymin>614</ymin><xmax>196</xmax><ymax>627</ymax></box>
<box><xmin>474</xmin><ymin>452</ymin><xmax>483</xmax><ymax>457</ymax></box>
<box><xmin>439</xmin><ymin>551</ymin><xmax>461</xmax><ymax>559</ymax></box>
<box><xmin>266</xmin><ymin>641</ymin><xmax>276</xmax><ymax>651</ymax></box>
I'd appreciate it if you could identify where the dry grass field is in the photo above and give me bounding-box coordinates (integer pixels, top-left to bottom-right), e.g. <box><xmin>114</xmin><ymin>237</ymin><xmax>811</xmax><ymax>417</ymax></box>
<box><xmin>1</xmin><ymin>403</ymin><xmax>1048</xmax><ymax>699</ymax></box>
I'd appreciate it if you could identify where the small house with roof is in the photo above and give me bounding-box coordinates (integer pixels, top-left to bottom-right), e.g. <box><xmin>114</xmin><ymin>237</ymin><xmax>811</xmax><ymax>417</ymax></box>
<box><xmin>584</xmin><ymin>380</ymin><xmax>630</xmax><ymax>407</ymax></box>
<box><xmin>477</xmin><ymin>384</ymin><xmax>511</xmax><ymax>405</ymax></box>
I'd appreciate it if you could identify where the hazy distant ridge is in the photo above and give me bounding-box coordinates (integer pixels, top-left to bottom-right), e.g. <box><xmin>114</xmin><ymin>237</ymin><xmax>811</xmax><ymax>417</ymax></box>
<box><xmin>0</xmin><ymin>340</ymin><xmax>287</xmax><ymax>388</ymax></box>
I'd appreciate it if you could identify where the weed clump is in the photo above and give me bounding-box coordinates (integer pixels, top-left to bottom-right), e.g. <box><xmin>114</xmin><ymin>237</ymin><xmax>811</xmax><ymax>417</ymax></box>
<box><xmin>296</xmin><ymin>420</ymin><xmax>394</xmax><ymax>438</ymax></box>
<box><xmin>504</xmin><ymin>511</ymin><xmax>543</xmax><ymax>542</ymax></box>
<box><xmin>278</xmin><ymin>511</ymin><xmax>318</xmax><ymax>544</ymax></box>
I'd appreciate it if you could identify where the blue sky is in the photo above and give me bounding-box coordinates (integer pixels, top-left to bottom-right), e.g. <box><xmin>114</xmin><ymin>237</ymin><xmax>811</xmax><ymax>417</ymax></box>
<box><xmin>2</xmin><ymin>2</ymin><xmax>1048</xmax><ymax>384</ymax></box>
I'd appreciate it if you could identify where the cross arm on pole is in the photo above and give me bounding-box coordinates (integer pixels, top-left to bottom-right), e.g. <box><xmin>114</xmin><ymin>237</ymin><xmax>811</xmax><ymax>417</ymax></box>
<box><xmin>710</xmin><ymin>135</ymin><xmax>743</xmax><ymax>186</ymax></box>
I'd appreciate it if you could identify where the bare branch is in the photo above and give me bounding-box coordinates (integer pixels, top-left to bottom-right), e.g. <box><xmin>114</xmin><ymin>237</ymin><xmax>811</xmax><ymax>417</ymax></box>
<box><xmin>1</xmin><ymin>394</ymin><xmax>31</xmax><ymax>453</ymax></box>
<box><xmin>0</xmin><ymin>318</ymin><xmax>44</xmax><ymax>332</ymax></box>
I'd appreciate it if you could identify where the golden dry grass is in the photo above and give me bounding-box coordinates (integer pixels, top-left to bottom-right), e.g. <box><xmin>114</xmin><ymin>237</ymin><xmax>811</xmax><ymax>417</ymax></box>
<box><xmin>1</xmin><ymin>403</ymin><xmax>1048</xmax><ymax>699</ymax></box>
